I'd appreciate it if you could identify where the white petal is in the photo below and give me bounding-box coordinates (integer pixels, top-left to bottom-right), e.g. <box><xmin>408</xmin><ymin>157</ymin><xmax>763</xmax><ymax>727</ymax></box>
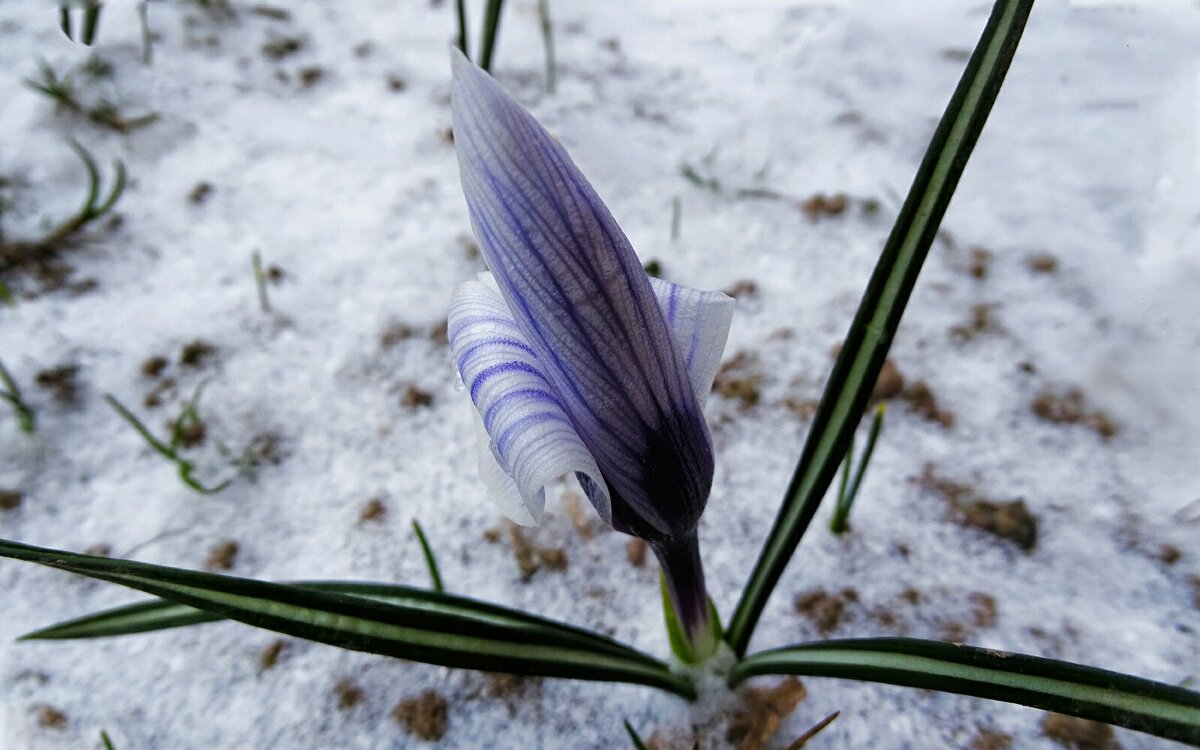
<box><xmin>648</xmin><ymin>277</ymin><xmax>735</xmax><ymax>408</ymax></box>
<box><xmin>448</xmin><ymin>280</ymin><xmax>611</xmax><ymax>525</ymax></box>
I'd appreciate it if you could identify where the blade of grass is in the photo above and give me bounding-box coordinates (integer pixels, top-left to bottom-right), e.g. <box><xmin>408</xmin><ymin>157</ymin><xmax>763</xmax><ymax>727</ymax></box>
<box><xmin>81</xmin><ymin>3</ymin><xmax>101</xmax><ymax>45</ymax></box>
<box><xmin>624</xmin><ymin>720</ymin><xmax>650</xmax><ymax>750</ymax></box>
<box><xmin>0</xmin><ymin>538</ymin><xmax>694</xmax><ymax>698</ymax></box>
<box><xmin>411</xmin><ymin>519</ymin><xmax>444</xmax><ymax>593</ymax></box>
<box><xmin>729</xmin><ymin>638</ymin><xmax>1200</xmax><ymax>746</ymax></box>
<box><xmin>830</xmin><ymin>404</ymin><xmax>885</xmax><ymax>534</ymax></box>
<box><xmin>478</xmin><ymin>0</ymin><xmax>506</xmax><ymax>72</ymax></box>
<box><xmin>725</xmin><ymin>0</ymin><xmax>1036</xmax><ymax>656</ymax></box>
<box><xmin>0</xmin><ymin>358</ymin><xmax>36</xmax><ymax>433</ymax></box>
<box><xmin>538</xmin><ymin>0</ymin><xmax>556</xmax><ymax>94</ymax></box>
<box><xmin>784</xmin><ymin>711</ymin><xmax>840</xmax><ymax>750</ymax></box>
<box><xmin>455</xmin><ymin>0</ymin><xmax>468</xmax><ymax>57</ymax></box>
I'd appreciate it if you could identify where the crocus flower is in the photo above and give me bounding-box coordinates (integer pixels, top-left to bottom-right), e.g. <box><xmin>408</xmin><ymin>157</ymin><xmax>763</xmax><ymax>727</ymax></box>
<box><xmin>447</xmin><ymin>50</ymin><xmax>733</xmax><ymax>660</ymax></box>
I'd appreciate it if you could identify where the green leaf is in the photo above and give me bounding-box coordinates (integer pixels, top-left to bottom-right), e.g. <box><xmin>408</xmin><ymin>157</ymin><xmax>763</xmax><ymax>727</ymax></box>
<box><xmin>624</xmin><ymin>720</ymin><xmax>650</xmax><ymax>750</ymax></box>
<box><xmin>725</xmin><ymin>0</ymin><xmax>1036</xmax><ymax>656</ymax></box>
<box><xmin>729</xmin><ymin>638</ymin><xmax>1200</xmax><ymax>746</ymax></box>
<box><xmin>411</xmin><ymin>519</ymin><xmax>444</xmax><ymax>593</ymax></box>
<box><xmin>0</xmin><ymin>538</ymin><xmax>694</xmax><ymax>699</ymax></box>
<box><xmin>477</xmin><ymin>0</ymin><xmax>506</xmax><ymax>72</ymax></box>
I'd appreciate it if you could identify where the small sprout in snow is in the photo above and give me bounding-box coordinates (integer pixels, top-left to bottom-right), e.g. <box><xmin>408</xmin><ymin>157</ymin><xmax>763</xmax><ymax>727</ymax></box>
<box><xmin>100</xmin><ymin>729</ymin><xmax>117</xmax><ymax>750</ymax></box>
<box><xmin>412</xmin><ymin>519</ymin><xmax>445</xmax><ymax>593</ymax></box>
<box><xmin>393</xmin><ymin>689</ymin><xmax>449</xmax><ymax>741</ymax></box>
<box><xmin>106</xmin><ymin>385</ymin><xmax>233</xmax><ymax>494</ymax></box>
<box><xmin>0</xmin><ymin>142</ymin><xmax>125</xmax><ymax>276</ymax></box>
<box><xmin>0</xmin><ymin>358</ymin><xmax>36</xmax><ymax>432</ymax></box>
<box><xmin>784</xmin><ymin>710</ymin><xmax>840</xmax><ymax>750</ymax></box>
<box><xmin>680</xmin><ymin>163</ymin><xmax>720</xmax><ymax>193</ymax></box>
<box><xmin>26</xmin><ymin>60</ymin><xmax>159</xmax><ymax>134</ymax></box>
<box><xmin>251</xmin><ymin>251</ymin><xmax>271</xmax><ymax>312</ymax></box>
<box><xmin>624</xmin><ymin>720</ymin><xmax>650</xmax><ymax>750</ymax></box>
<box><xmin>829</xmin><ymin>403</ymin><xmax>885</xmax><ymax>534</ymax></box>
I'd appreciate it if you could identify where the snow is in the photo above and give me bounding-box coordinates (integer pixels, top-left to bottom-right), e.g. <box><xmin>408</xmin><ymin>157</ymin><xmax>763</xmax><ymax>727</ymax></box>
<box><xmin>1</xmin><ymin>1</ymin><xmax>1197</xmax><ymax>748</ymax></box>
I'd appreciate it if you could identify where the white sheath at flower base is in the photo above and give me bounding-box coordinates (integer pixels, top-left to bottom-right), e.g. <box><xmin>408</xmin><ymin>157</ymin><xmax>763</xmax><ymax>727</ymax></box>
<box><xmin>449</xmin><ymin>274</ymin><xmax>733</xmax><ymax>527</ymax></box>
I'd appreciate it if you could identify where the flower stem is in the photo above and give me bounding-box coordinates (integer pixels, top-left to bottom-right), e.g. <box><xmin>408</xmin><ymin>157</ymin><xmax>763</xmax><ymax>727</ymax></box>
<box><xmin>654</xmin><ymin>531</ymin><xmax>718</xmax><ymax>663</ymax></box>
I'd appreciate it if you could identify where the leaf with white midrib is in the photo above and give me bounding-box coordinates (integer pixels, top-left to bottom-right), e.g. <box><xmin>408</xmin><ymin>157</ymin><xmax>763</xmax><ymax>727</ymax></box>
<box><xmin>729</xmin><ymin>638</ymin><xmax>1200</xmax><ymax>746</ymax></box>
<box><xmin>0</xmin><ymin>539</ymin><xmax>693</xmax><ymax>698</ymax></box>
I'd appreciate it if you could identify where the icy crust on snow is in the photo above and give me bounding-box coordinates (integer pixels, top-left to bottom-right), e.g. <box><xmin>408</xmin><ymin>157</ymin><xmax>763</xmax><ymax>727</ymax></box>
<box><xmin>0</xmin><ymin>2</ymin><xmax>1198</xmax><ymax>748</ymax></box>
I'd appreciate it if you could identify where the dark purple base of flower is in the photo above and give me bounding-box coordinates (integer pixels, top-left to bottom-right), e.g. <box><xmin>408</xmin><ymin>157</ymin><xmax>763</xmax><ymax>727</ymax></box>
<box><xmin>652</xmin><ymin>531</ymin><xmax>711</xmax><ymax>649</ymax></box>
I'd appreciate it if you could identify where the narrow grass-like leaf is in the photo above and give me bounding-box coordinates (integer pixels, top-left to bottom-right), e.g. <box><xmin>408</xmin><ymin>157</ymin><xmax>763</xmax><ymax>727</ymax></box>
<box><xmin>730</xmin><ymin>638</ymin><xmax>1200</xmax><ymax>746</ymax></box>
<box><xmin>0</xmin><ymin>538</ymin><xmax>694</xmax><ymax>698</ymax></box>
<box><xmin>0</xmin><ymin>358</ymin><xmax>36</xmax><ymax>433</ymax></box>
<box><xmin>784</xmin><ymin>710</ymin><xmax>839</xmax><ymax>750</ymax></box>
<box><xmin>624</xmin><ymin>720</ymin><xmax>650</xmax><ymax>750</ymax></box>
<box><xmin>81</xmin><ymin>4</ymin><xmax>101</xmax><ymax>45</ymax></box>
<box><xmin>478</xmin><ymin>0</ymin><xmax>506</xmax><ymax>72</ymax></box>
<box><xmin>251</xmin><ymin>251</ymin><xmax>271</xmax><ymax>313</ymax></box>
<box><xmin>455</xmin><ymin>0</ymin><xmax>469</xmax><ymax>57</ymax></box>
<box><xmin>100</xmin><ymin>730</ymin><xmax>116</xmax><ymax>750</ymax></box>
<box><xmin>411</xmin><ymin>519</ymin><xmax>444</xmax><ymax>593</ymax></box>
<box><xmin>830</xmin><ymin>403</ymin><xmax>884</xmax><ymax>534</ymax></box>
<box><xmin>725</xmin><ymin>0</ymin><xmax>1036</xmax><ymax>656</ymax></box>
<box><xmin>538</xmin><ymin>0</ymin><xmax>556</xmax><ymax>94</ymax></box>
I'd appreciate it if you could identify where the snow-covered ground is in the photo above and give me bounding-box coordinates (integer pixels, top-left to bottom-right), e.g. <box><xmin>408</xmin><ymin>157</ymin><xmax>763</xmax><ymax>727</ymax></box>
<box><xmin>1</xmin><ymin>1</ymin><xmax>1197</xmax><ymax>748</ymax></box>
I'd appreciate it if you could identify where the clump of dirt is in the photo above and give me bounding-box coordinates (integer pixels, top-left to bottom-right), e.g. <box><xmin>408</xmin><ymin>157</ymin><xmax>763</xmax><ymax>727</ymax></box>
<box><xmin>902</xmin><ymin>380</ymin><xmax>955</xmax><ymax>428</ymax></box>
<box><xmin>968</xmin><ymin>246</ymin><xmax>991</xmax><ymax>279</ymax></box>
<box><xmin>1032</xmin><ymin>388</ymin><xmax>1117</xmax><ymax>440</ymax></box>
<box><xmin>968</xmin><ymin>591</ymin><xmax>998</xmax><ymax>627</ymax></box>
<box><xmin>915</xmin><ymin>464</ymin><xmax>1038</xmax><ymax>551</ymax></box>
<box><xmin>793</xmin><ymin>588</ymin><xmax>858</xmax><ymax>634</ymax></box>
<box><xmin>393</xmin><ymin>689</ymin><xmax>449</xmax><ymax>741</ymax></box>
<box><xmin>205</xmin><ymin>540</ymin><xmax>239</xmax><ymax>570</ymax></box>
<box><xmin>963</xmin><ymin>498</ymin><xmax>1038</xmax><ymax>551</ymax></box>
<box><xmin>563</xmin><ymin>491</ymin><xmax>596</xmax><ymax>540</ymax></box>
<box><xmin>1158</xmin><ymin>544</ymin><xmax>1181</xmax><ymax>565</ymax></box>
<box><xmin>627</xmin><ymin>538</ymin><xmax>647</xmax><ymax>567</ymax></box>
<box><xmin>380</xmin><ymin>322</ymin><xmax>415</xmax><ymax>348</ymax></box>
<box><xmin>726</xmin><ymin>677</ymin><xmax>807</xmax><ymax>750</ymax></box>
<box><xmin>723</xmin><ymin>279</ymin><xmax>759</xmax><ymax>299</ymax></box>
<box><xmin>169</xmin><ymin>414</ymin><xmax>206</xmax><ymax>448</ymax></box>
<box><xmin>0</xmin><ymin>489</ymin><xmax>22</xmax><ymax>511</ymax></box>
<box><xmin>400</xmin><ymin>383</ymin><xmax>434</xmax><ymax>409</ymax></box>
<box><xmin>1028</xmin><ymin>252</ymin><xmax>1059</xmax><ymax>273</ymax></box>
<box><xmin>188</xmin><ymin>182</ymin><xmax>213</xmax><ymax>205</ymax></box>
<box><xmin>298</xmin><ymin>66</ymin><xmax>325</xmax><ymax>87</ymax></box>
<box><xmin>179</xmin><ymin>339</ymin><xmax>217</xmax><ymax>368</ymax></box>
<box><xmin>800</xmin><ymin>192</ymin><xmax>848</xmax><ymax>220</ymax></box>
<box><xmin>261</xmin><ymin>36</ymin><xmax>303</xmax><ymax>60</ymax></box>
<box><xmin>783</xmin><ymin>397</ymin><xmax>819</xmax><ymax>421</ymax></box>
<box><xmin>141</xmin><ymin>355</ymin><xmax>169</xmax><ymax>378</ymax></box>
<box><xmin>713</xmin><ymin>351</ymin><xmax>764</xmax><ymax>409</ymax></box>
<box><xmin>334</xmin><ymin>679</ymin><xmax>364</xmax><ymax>710</ymax></box>
<box><xmin>429</xmin><ymin>319</ymin><xmax>450</xmax><ymax>346</ymax></box>
<box><xmin>1041</xmin><ymin>713</ymin><xmax>1120</xmax><ymax>750</ymax></box>
<box><xmin>35</xmin><ymin>364</ymin><xmax>78</xmax><ymax>403</ymax></box>
<box><xmin>950</xmin><ymin>303</ymin><xmax>999</xmax><ymax>341</ymax></box>
<box><xmin>259</xmin><ymin>639</ymin><xmax>286</xmax><ymax>670</ymax></box>
<box><xmin>499</xmin><ymin>523</ymin><xmax>568</xmax><ymax>581</ymax></box>
<box><xmin>35</xmin><ymin>705</ymin><xmax>67</xmax><ymax>729</ymax></box>
<box><xmin>968</xmin><ymin>728</ymin><xmax>1013</xmax><ymax>750</ymax></box>
<box><xmin>359</xmin><ymin>497</ymin><xmax>386</xmax><ymax>523</ymax></box>
<box><xmin>242</xmin><ymin>431</ymin><xmax>286</xmax><ymax>468</ymax></box>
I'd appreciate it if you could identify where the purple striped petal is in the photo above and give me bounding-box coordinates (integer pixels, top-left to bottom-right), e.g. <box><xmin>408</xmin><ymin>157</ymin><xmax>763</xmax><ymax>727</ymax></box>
<box><xmin>451</xmin><ymin>50</ymin><xmax>715</xmax><ymax>543</ymax></box>
<box><xmin>648</xmin><ymin>278</ymin><xmax>734</xmax><ymax>408</ymax></box>
<box><xmin>449</xmin><ymin>278</ymin><xmax>609</xmax><ymax>525</ymax></box>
